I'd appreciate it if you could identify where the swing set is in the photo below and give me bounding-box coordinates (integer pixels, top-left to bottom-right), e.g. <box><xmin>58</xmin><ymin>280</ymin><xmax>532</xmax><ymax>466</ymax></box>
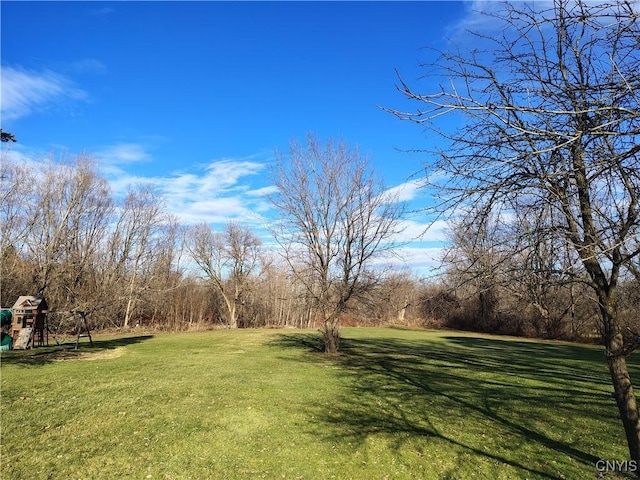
<box><xmin>1</xmin><ymin>296</ymin><xmax>93</xmax><ymax>350</ymax></box>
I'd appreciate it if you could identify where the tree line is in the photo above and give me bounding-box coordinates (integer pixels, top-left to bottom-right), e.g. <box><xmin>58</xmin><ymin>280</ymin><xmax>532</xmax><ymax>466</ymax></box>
<box><xmin>0</xmin><ymin>139</ymin><xmax>416</xmax><ymax>340</ymax></box>
<box><xmin>1</xmin><ymin>143</ymin><xmax>634</xmax><ymax>346</ymax></box>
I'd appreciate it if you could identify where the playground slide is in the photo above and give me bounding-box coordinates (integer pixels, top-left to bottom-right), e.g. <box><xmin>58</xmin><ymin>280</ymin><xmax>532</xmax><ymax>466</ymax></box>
<box><xmin>0</xmin><ymin>309</ymin><xmax>11</xmax><ymax>350</ymax></box>
<box><xmin>0</xmin><ymin>332</ymin><xmax>11</xmax><ymax>351</ymax></box>
<box><xmin>13</xmin><ymin>328</ymin><xmax>32</xmax><ymax>350</ymax></box>
<box><xmin>0</xmin><ymin>309</ymin><xmax>11</xmax><ymax>327</ymax></box>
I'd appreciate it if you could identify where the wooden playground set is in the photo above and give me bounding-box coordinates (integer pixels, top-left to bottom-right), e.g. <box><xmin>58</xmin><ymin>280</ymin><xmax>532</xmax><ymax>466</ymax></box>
<box><xmin>1</xmin><ymin>296</ymin><xmax>93</xmax><ymax>351</ymax></box>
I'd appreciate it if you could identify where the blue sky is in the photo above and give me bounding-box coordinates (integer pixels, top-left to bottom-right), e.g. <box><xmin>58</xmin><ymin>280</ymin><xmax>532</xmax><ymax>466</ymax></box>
<box><xmin>1</xmin><ymin>1</ymin><xmax>484</xmax><ymax>275</ymax></box>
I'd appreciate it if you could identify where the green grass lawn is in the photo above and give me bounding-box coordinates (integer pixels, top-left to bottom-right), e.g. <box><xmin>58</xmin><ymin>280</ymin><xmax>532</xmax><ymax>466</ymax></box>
<box><xmin>0</xmin><ymin>327</ymin><xmax>635</xmax><ymax>479</ymax></box>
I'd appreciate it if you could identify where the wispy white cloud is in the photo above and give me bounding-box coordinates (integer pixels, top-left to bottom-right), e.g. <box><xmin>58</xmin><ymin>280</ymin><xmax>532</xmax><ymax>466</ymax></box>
<box><xmin>98</xmin><ymin>143</ymin><xmax>152</xmax><ymax>165</ymax></box>
<box><xmin>398</xmin><ymin>246</ymin><xmax>446</xmax><ymax>275</ymax></box>
<box><xmin>173</xmin><ymin>197</ymin><xmax>257</xmax><ymax>225</ymax></box>
<box><xmin>447</xmin><ymin>0</ymin><xmax>638</xmax><ymax>43</ymax></box>
<box><xmin>395</xmin><ymin>218</ymin><xmax>449</xmax><ymax>244</ymax></box>
<box><xmin>103</xmin><ymin>155</ymin><xmax>271</xmax><ymax>227</ymax></box>
<box><xmin>93</xmin><ymin>142</ymin><xmax>157</xmax><ymax>186</ymax></box>
<box><xmin>447</xmin><ymin>0</ymin><xmax>508</xmax><ymax>39</ymax></box>
<box><xmin>383</xmin><ymin>179</ymin><xmax>425</xmax><ymax>202</ymax></box>
<box><xmin>1</xmin><ymin>147</ymin><xmax>46</xmax><ymax>170</ymax></box>
<box><xmin>374</xmin><ymin>246</ymin><xmax>446</xmax><ymax>276</ymax></box>
<box><xmin>446</xmin><ymin>0</ymin><xmax>557</xmax><ymax>42</ymax></box>
<box><xmin>245</xmin><ymin>185</ymin><xmax>278</xmax><ymax>197</ymax></box>
<box><xmin>202</xmin><ymin>159</ymin><xmax>265</xmax><ymax>190</ymax></box>
<box><xmin>368</xmin><ymin>211</ymin><xmax>449</xmax><ymax>276</ymax></box>
<box><xmin>0</xmin><ymin>66</ymin><xmax>87</xmax><ymax>121</ymax></box>
<box><xmin>159</xmin><ymin>159</ymin><xmax>268</xmax><ymax>225</ymax></box>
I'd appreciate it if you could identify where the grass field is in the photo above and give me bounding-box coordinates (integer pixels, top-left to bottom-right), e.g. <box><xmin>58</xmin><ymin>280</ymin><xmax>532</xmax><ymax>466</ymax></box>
<box><xmin>0</xmin><ymin>327</ymin><xmax>635</xmax><ymax>479</ymax></box>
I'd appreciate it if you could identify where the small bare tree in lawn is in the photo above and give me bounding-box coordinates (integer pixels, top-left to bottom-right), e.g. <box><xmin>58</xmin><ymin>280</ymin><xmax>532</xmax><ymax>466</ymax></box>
<box><xmin>386</xmin><ymin>0</ymin><xmax>640</xmax><ymax>466</ymax></box>
<box><xmin>269</xmin><ymin>134</ymin><xmax>404</xmax><ymax>353</ymax></box>
<box><xmin>187</xmin><ymin>221</ymin><xmax>262</xmax><ymax>328</ymax></box>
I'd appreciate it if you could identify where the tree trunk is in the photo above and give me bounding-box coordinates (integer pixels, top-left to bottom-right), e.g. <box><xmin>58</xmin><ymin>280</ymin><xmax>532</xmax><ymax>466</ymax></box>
<box><xmin>219</xmin><ymin>291</ymin><xmax>238</xmax><ymax>328</ymax></box>
<box><xmin>607</xmin><ymin>329</ymin><xmax>640</xmax><ymax>469</ymax></box>
<box><xmin>322</xmin><ymin>318</ymin><xmax>340</xmax><ymax>354</ymax></box>
<box><xmin>123</xmin><ymin>257</ymin><xmax>141</xmax><ymax>328</ymax></box>
<box><xmin>397</xmin><ymin>299</ymin><xmax>408</xmax><ymax>322</ymax></box>
<box><xmin>228</xmin><ymin>302</ymin><xmax>237</xmax><ymax>329</ymax></box>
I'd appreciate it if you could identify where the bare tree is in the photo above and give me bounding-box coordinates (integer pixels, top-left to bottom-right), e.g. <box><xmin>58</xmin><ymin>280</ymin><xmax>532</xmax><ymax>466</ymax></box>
<box><xmin>0</xmin><ymin>157</ymin><xmax>34</xmax><ymax>303</ymax></box>
<box><xmin>113</xmin><ymin>186</ymin><xmax>166</xmax><ymax>328</ymax></box>
<box><xmin>387</xmin><ymin>0</ymin><xmax>640</xmax><ymax>464</ymax></box>
<box><xmin>0</xmin><ymin>157</ymin><xmax>30</xmax><ymax>253</ymax></box>
<box><xmin>0</xmin><ymin>152</ymin><xmax>192</xmax><ymax>330</ymax></box>
<box><xmin>443</xmin><ymin>211</ymin><xmax>507</xmax><ymax>332</ymax></box>
<box><xmin>356</xmin><ymin>270</ymin><xmax>422</xmax><ymax>326</ymax></box>
<box><xmin>270</xmin><ymin>134</ymin><xmax>404</xmax><ymax>353</ymax></box>
<box><xmin>187</xmin><ymin>222</ymin><xmax>262</xmax><ymax>328</ymax></box>
<box><xmin>503</xmin><ymin>208</ymin><xmax>591</xmax><ymax>338</ymax></box>
<box><xmin>443</xmin><ymin>207</ymin><xmax>595</xmax><ymax>338</ymax></box>
<box><xmin>26</xmin><ymin>155</ymin><xmax>112</xmax><ymax>303</ymax></box>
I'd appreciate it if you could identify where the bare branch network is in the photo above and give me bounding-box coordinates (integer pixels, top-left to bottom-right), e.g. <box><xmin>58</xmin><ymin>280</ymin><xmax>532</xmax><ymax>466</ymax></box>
<box><xmin>384</xmin><ymin>0</ymin><xmax>640</xmax><ymax>276</ymax></box>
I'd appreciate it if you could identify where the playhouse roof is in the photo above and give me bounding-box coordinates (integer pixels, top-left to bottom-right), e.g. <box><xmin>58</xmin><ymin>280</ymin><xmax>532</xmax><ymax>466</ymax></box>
<box><xmin>12</xmin><ymin>296</ymin><xmax>48</xmax><ymax>311</ymax></box>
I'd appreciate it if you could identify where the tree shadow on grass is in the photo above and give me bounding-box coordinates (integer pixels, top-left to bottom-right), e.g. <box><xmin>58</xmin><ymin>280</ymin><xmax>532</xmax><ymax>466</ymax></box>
<box><xmin>271</xmin><ymin>331</ymin><xmax>325</xmax><ymax>353</ymax></box>
<box><xmin>271</xmin><ymin>331</ymin><xmax>620</xmax><ymax>479</ymax></box>
<box><xmin>0</xmin><ymin>335</ymin><xmax>153</xmax><ymax>367</ymax></box>
<box><xmin>445</xmin><ymin>335</ymin><xmax>617</xmax><ymax>385</ymax></box>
